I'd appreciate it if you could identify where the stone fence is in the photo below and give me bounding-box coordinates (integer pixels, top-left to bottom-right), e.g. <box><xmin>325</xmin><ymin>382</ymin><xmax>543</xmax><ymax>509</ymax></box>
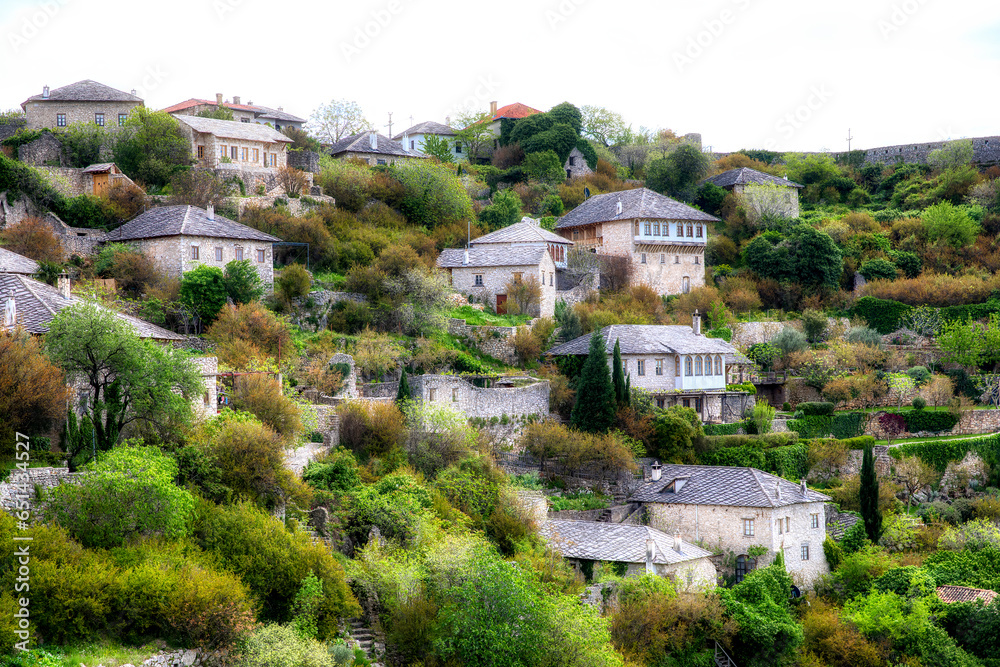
<box><xmin>730</xmin><ymin>318</ymin><xmax>850</xmax><ymax>349</ymax></box>
<box><xmin>447</xmin><ymin>318</ymin><xmax>527</xmax><ymax>364</ymax></box>
<box><xmin>859</xmin><ymin>409</ymin><xmax>1000</xmax><ymax>439</ymax></box>
<box><xmin>0</xmin><ymin>466</ymin><xmax>81</xmax><ymax>514</ymax></box>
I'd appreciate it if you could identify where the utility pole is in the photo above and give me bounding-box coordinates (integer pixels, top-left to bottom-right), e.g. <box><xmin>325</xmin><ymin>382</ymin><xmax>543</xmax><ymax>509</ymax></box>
<box><xmin>846</xmin><ymin>128</ymin><xmax>854</xmax><ymax>152</ymax></box>
<box><xmin>384</xmin><ymin>112</ymin><xmax>394</xmax><ymax>138</ymax></box>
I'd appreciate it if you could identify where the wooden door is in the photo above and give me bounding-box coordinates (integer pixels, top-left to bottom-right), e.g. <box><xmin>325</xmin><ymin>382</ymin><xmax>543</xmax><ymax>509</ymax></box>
<box><xmin>92</xmin><ymin>173</ymin><xmax>109</xmax><ymax>196</ymax></box>
<box><xmin>496</xmin><ymin>294</ymin><xmax>507</xmax><ymax>315</ymax></box>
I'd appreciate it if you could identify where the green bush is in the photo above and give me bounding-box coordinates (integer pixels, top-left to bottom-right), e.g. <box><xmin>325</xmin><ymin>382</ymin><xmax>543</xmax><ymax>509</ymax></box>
<box><xmin>893</xmin><ymin>433</ymin><xmax>1000</xmax><ymax>472</ymax></box>
<box><xmin>839</xmin><ymin>435</ymin><xmax>876</xmax><ymax>450</ymax></box>
<box><xmin>764</xmin><ymin>444</ymin><xmax>810</xmax><ymax>479</ymax></box>
<box><xmin>851</xmin><ymin>296</ymin><xmax>912</xmax><ymax>334</ymax></box>
<box><xmin>704</xmin><ymin>422</ymin><xmax>741</xmax><ymax>436</ymax></box>
<box><xmin>235</xmin><ymin>623</ymin><xmax>333</xmax><ymax>667</ymax></box>
<box><xmin>831</xmin><ymin>412</ymin><xmax>867</xmax><ymax>439</ymax></box>
<box><xmin>278</xmin><ymin>264</ymin><xmax>312</xmax><ymax>301</ymax></box>
<box><xmin>703</xmin><ymin>432</ymin><xmax>799</xmax><ymax>450</ymax></box>
<box><xmin>303</xmin><ymin>448</ymin><xmax>362</xmax><ymax>492</ymax></box>
<box><xmin>797</xmin><ymin>401</ymin><xmax>836</xmax><ymax>416</ymax></box>
<box><xmin>900</xmin><ymin>409</ymin><xmax>959</xmax><ymax>433</ymax></box>
<box><xmin>788</xmin><ymin>415</ymin><xmax>833</xmax><ymax>439</ymax></box>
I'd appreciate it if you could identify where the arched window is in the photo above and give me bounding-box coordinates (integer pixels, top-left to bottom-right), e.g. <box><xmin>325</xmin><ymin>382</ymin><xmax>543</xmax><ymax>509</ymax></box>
<box><xmin>682</xmin><ymin>276</ymin><xmax>690</xmax><ymax>294</ymax></box>
<box><xmin>685</xmin><ymin>356</ymin><xmax>693</xmax><ymax>376</ymax></box>
<box><xmin>644</xmin><ymin>221</ymin><xmax>651</xmax><ymax>235</ymax></box>
<box><xmin>704</xmin><ymin>356</ymin><xmax>712</xmax><ymax>376</ymax></box>
<box><xmin>736</xmin><ymin>555</ymin><xmax>748</xmax><ymax>583</ymax></box>
<box><xmin>652</xmin><ymin>222</ymin><xmax>659</xmax><ymax>235</ymax></box>
<box><xmin>675</xmin><ymin>355</ymin><xmax>681</xmax><ymax>376</ymax></box>
<box><xmin>694</xmin><ymin>356</ymin><xmax>702</xmax><ymax>376</ymax></box>
<box><xmin>715</xmin><ymin>356</ymin><xmax>722</xmax><ymax>376</ymax></box>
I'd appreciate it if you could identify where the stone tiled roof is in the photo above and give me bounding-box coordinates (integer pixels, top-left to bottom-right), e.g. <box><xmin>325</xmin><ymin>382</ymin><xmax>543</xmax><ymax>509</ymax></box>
<box><xmin>0</xmin><ymin>273</ymin><xmax>183</xmax><ymax>339</ymax></box>
<box><xmin>471</xmin><ymin>220</ymin><xmax>572</xmax><ymax>246</ymax></box>
<box><xmin>393</xmin><ymin>121</ymin><xmax>456</xmax><ymax>139</ymax></box>
<box><xmin>81</xmin><ymin>163</ymin><xmax>116</xmax><ymax>174</ymax></box>
<box><xmin>23</xmin><ymin>80</ymin><xmax>142</xmax><ymax>105</ymax></box>
<box><xmin>547</xmin><ymin>324</ymin><xmax>738</xmax><ymax>357</ymax></box>
<box><xmin>161</xmin><ymin>99</ymin><xmax>305</xmax><ymax>123</ymax></box>
<box><xmin>328</xmin><ymin>131</ymin><xmax>422</xmax><ymax>158</ymax></box>
<box><xmin>437</xmin><ymin>246</ymin><xmax>547</xmax><ymax>269</ymax></box>
<box><xmin>936</xmin><ymin>585</ymin><xmax>998</xmax><ymax>605</ymax></box>
<box><xmin>174</xmin><ymin>116</ymin><xmax>293</xmax><ymax>143</ymax></box>
<box><xmin>251</xmin><ymin>106</ymin><xmax>306</xmax><ymax>123</ymax></box>
<box><xmin>105</xmin><ymin>206</ymin><xmax>280</xmax><ymax>243</ymax></box>
<box><xmin>556</xmin><ymin>188</ymin><xmax>718</xmax><ymax>229</ymax></box>
<box><xmin>629</xmin><ymin>464</ymin><xmax>831</xmax><ymax>507</ymax></box>
<box><xmin>0</xmin><ymin>248</ymin><xmax>39</xmax><ymax>275</ymax></box>
<box><xmin>703</xmin><ymin>167</ymin><xmax>803</xmax><ymax>189</ymax></box>
<box><xmin>540</xmin><ymin>519</ymin><xmax>713</xmax><ymax>565</ymax></box>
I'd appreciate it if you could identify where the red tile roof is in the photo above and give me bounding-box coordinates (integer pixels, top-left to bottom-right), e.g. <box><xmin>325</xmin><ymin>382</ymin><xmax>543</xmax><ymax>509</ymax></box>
<box><xmin>491</xmin><ymin>102</ymin><xmax>541</xmax><ymax>121</ymax></box>
<box><xmin>161</xmin><ymin>98</ymin><xmax>263</xmax><ymax>114</ymax></box>
<box><xmin>936</xmin><ymin>586</ymin><xmax>998</xmax><ymax>605</ymax></box>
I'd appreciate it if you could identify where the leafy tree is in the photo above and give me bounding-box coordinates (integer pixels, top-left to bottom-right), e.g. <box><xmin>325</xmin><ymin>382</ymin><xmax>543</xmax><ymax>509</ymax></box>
<box><xmin>60</xmin><ymin>121</ymin><xmax>106</xmax><ymax>167</ymax></box>
<box><xmin>928</xmin><ymin>139</ymin><xmax>974</xmax><ymax>170</ymax></box>
<box><xmin>478</xmin><ymin>188</ymin><xmax>522</xmax><ymax>230</ymax></box>
<box><xmin>895</xmin><ymin>456</ymin><xmax>939</xmax><ymax>510</ymax></box>
<box><xmin>231</xmin><ymin>374</ymin><xmax>302</xmax><ymax>439</ymax></box>
<box><xmin>453</xmin><ymin>110</ymin><xmax>495</xmax><ymax>162</ymax></box>
<box><xmin>396</xmin><ymin>368</ymin><xmax>411</xmax><ymax>404</ymax></box>
<box><xmin>695</xmin><ymin>182</ymin><xmax>727</xmax><ymax>215</ymax></box>
<box><xmin>922</xmin><ymin>201</ymin><xmax>980</xmax><ymax>248</ymax></box>
<box><xmin>224</xmin><ymin>259</ymin><xmax>264</xmax><ymax>304</ymax></box>
<box><xmin>196</xmin><ymin>105</ymin><xmax>234</xmax><ymax>121</ymax></box>
<box><xmin>651</xmin><ymin>406</ymin><xmax>702</xmax><ymax>463</ymax></box>
<box><xmin>507</xmin><ymin>103</ymin><xmax>583</xmax><ymax>164</ymax></box>
<box><xmin>743</xmin><ymin>224</ymin><xmax>842</xmax><ymax>289</ymax></box>
<box><xmin>0</xmin><ymin>215</ymin><xmax>64</xmax><ymax>262</ymax></box>
<box><xmin>645</xmin><ymin>144</ymin><xmax>711</xmax><ymax>201</ymax></box>
<box><xmin>44</xmin><ymin>444</ymin><xmax>195</xmax><ymax>548</ymax></box>
<box><xmin>580</xmin><ymin>105</ymin><xmax>629</xmax><ymax>147</ymax></box>
<box><xmin>612</xmin><ymin>338</ymin><xmax>626</xmax><ymax>408</ymax></box>
<box><xmin>523</xmin><ymin>150</ymin><xmax>565</xmax><ymax>183</ymax></box>
<box><xmin>113</xmin><ymin>107</ymin><xmax>192</xmax><ymax>187</ymax></box>
<box><xmin>391</xmin><ymin>160</ymin><xmax>474</xmax><ymax>228</ymax></box>
<box><xmin>420</xmin><ymin>134</ymin><xmax>454</xmax><ymax>162</ymax></box>
<box><xmin>0</xmin><ymin>329</ymin><xmax>68</xmax><ymax>453</ymax></box>
<box><xmin>281</xmin><ymin>126</ymin><xmax>322</xmax><ymax>152</ymax></box>
<box><xmin>555</xmin><ymin>299</ymin><xmax>583</xmax><ymax>341</ymax></box>
<box><xmin>307</xmin><ymin>98</ymin><xmax>371</xmax><ymax>143</ymax></box>
<box><xmin>860</xmin><ymin>443</ymin><xmax>883</xmax><ymax>543</ymax></box>
<box><xmin>45</xmin><ymin>302</ymin><xmax>202</xmax><ymax>463</ymax></box>
<box><xmin>206</xmin><ymin>301</ymin><xmax>292</xmax><ymax>365</ymax></box>
<box><xmin>180</xmin><ymin>264</ymin><xmax>228</xmax><ymax>324</ymax></box>
<box><xmin>168</xmin><ymin>168</ymin><xmax>234</xmax><ymax>207</ymax></box>
<box><xmin>859</xmin><ymin>258</ymin><xmax>898</xmax><ymax>281</ymax></box>
<box><xmin>571</xmin><ymin>332</ymin><xmax>616</xmax><ymax>433</ymax></box>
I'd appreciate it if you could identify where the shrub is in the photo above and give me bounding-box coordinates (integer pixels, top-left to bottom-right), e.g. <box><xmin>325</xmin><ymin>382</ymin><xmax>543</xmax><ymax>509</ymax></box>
<box><xmin>801</xmin><ymin>309</ymin><xmax>828</xmax><ymax>343</ymax></box>
<box><xmin>180</xmin><ymin>264</ymin><xmax>228</xmax><ymax>323</ymax></box>
<box><xmin>0</xmin><ymin>216</ymin><xmax>64</xmax><ymax>263</ymax></box>
<box><xmin>44</xmin><ymin>444</ymin><xmax>195</xmax><ymax>549</ymax></box>
<box><xmin>303</xmin><ymin>448</ymin><xmax>362</xmax><ymax>492</ymax></box>
<box><xmin>235</xmin><ymin>623</ymin><xmax>333</xmax><ymax>667</ymax></box>
<box><xmin>851</xmin><ymin>296</ymin><xmax>912</xmax><ymax>334</ymax></box>
<box><xmin>900</xmin><ymin>409</ymin><xmax>959</xmax><ymax>434</ymax></box>
<box><xmin>845</xmin><ymin>326</ymin><xmax>883</xmax><ymax>348</ymax></box>
<box><xmin>231</xmin><ymin>374</ymin><xmax>302</xmax><ymax>439</ymax></box>
<box><xmin>770</xmin><ymin>327</ymin><xmax>808</xmax><ymax>357</ymax></box>
<box><xmin>224</xmin><ymin>259</ymin><xmax>265</xmax><ymax>304</ymax></box>
<box><xmin>798</xmin><ymin>401</ymin><xmax>836</xmax><ymax>416</ymax></box>
<box><xmin>911</xmin><ymin>396</ymin><xmax>927</xmax><ymax>410</ymax></box>
<box><xmin>906</xmin><ymin>366</ymin><xmax>931</xmax><ymax>386</ymax></box>
<box><xmin>859</xmin><ymin>258</ymin><xmax>898</xmax><ymax>281</ymax></box>
<box><xmin>278</xmin><ymin>263</ymin><xmax>312</xmax><ymax>302</ymax></box>
<box><xmin>0</xmin><ymin>329</ymin><xmax>68</xmax><ymax>454</ymax></box>
<box><xmin>336</xmin><ymin>400</ymin><xmax>406</xmax><ymax>459</ymax></box>
<box><xmin>206</xmin><ymin>302</ymin><xmax>293</xmax><ymax>366</ymax></box>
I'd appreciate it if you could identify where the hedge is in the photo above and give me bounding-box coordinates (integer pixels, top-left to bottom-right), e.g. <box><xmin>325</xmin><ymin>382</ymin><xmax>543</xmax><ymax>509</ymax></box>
<box><xmin>831</xmin><ymin>412</ymin><xmax>867</xmax><ymax>439</ymax></box>
<box><xmin>838</xmin><ymin>436</ymin><xmax>876</xmax><ymax>450</ymax></box>
<box><xmin>788</xmin><ymin>416</ymin><xmax>833</xmax><ymax>438</ymax></box>
<box><xmin>797</xmin><ymin>402</ymin><xmax>836</xmax><ymax>416</ymax></box>
<box><xmin>900</xmin><ymin>409</ymin><xmax>960</xmax><ymax>433</ymax></box>
<box><xmin>699</xmin><ymin>444</ymin><xmax>766</xmax><ymax>469</ymax></box>
<box><xmin>704</xmin><ymin>423</ymin><xmax>741</xmax><ymax>436</ymax></box>
<box><xmin>851</xmin><ymin>296</ymin><xmax>913</xmax><ymax>334</ymax></box>
<box><xmin>703</xmin><ymin>432</ymin><xmax>800</xmax><ymax>450</ymax></box>
<box><xmin>891</xmin><ymin>434</ymin><xmax>1000</xmax><ymax>473</ymax></box>
<box><xmin>764</xmin><ymin>444</ymin><xmax>810</xmax><ymax>479</ymax></box>
<box><xmin>698</xmin><ymin>441</ymin><xmax>809</xmax><ymax>478</ymax></box>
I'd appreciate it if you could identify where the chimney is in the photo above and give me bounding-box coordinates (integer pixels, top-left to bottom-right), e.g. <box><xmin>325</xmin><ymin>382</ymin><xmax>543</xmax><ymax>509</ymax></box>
<box><xmin>616</xmin><ymin>198</ymin><xmax>623</xmax><ymax>216</ymax></box>
<box><xmin>801</xmin><ymin>478</ymin><xmax>808</xmax><ymax>496</ymax></box>
<box><xmin>232</xmin><ymin>95</ymin><xmax>240</xmax><ymax>105</ymax></box>
<box><xmin>489</xmin><ymin>100</ymin><xmax>498</xmax><ymax>116</ymax></box>
<box><xmin>692</xmin><ymin>309</ymin><xmax>701</xmax><ymax>336</ymax></box>
<box><xmin>3</xmin><ymin>290</ymin><xmax>16</xmax><ymax>329</ymax></box>
<box><xmin>775</xmin><ymin>481</ymin><xmax>782</xmax><ymax>501</ymax></box>
<box><xmin>130</xmin><ymin>89</ymin><xmax>137</xmax><ymax>96</ymax></box>
<box><xmin>673</xmin><ymin>530</ymin><xmax>683</xmax><ymax>554</ymax></box>
<box><xmin>369</xmin><ymin>131</ymin><xmax>378</xmax><ymax>150</ymax></box>
<box><xmin>216</xmin><ymin>93</ymin><xmax>223</xmax><ymax>106</ymax></box>
<box><xmin>650</xmin><ymin>461</ymin><xmax>662</xmax><ymax>482</ymax></box>
<box><xmin>445</xmin><ymin>115</ymin><xmax>451</xmax><ymax>126</ymax></box>
<box><xmin>402</xmin><ymin>132</ymin><xmax>409</xmax><ymax>148</ymax></box>
<box><xmin>463</xmin><ymin>249</ymin><xmax>469</xmax><ymax>265</ymax></box>
<box><xmin>206</xmin><ymin>204</ymin><xmax>215</xmax><ymax>221</ymax></box>
<box><xmin>42</xmin><ymin>85</ymin><xmax>49</xmax><ymax>99</ymax></box>
<box><xmin>277</xmin><ymin>106</ymin><xmax>283</xmax><ymax>111</ymax></box>
<box><xmin>645</xmin><ymin>538</ymin><xmax>655</xmax><ymax>574</ymax></box>
<box><xmin>57</xmin><ymin>273</ymin><xmax>71</xmax><ymax>300</ymax></box>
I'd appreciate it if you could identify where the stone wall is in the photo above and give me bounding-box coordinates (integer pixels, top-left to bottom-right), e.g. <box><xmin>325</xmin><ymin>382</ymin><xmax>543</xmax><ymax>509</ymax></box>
<box><xmin>411</xmin><ymin>374</ymin><xmax>550</xmax><ymax>421</ymax></box>
<box><xmin>191</xmin><ymin>356</ymin><xmax>218</xmax><ymax>421</ymax></box>
<box><xmin>449</xmin><ymin>252</ymin><xmax>558</xmax><ymax>318</ymax></box>
<box><xmin>0</xmin><ymin>117</ymin><xmax>26</xmax><ymax>141</ymax></box>
<box><xmin>730</xmin><ymin>318</ymin><xmax>851</xmax><ymax>349</ymax></box>
<box><xmin>18</xmin><ymin>133</ymin><xmax>65</xmax><ymax>166</ymax></box>
<box><xmin>859</xmin><ymin>408</ymin><xmax>1000</xmax><ymax>439</ymax></box>
<box><xmin>446</xmin><ymin>317</ymin><xmax>520</xmax><ymax>364</ymax></box>
<box><xmin>0</xmin><ymin>467</ymin><xmax>81</xmax><ymax>514</ymax></box>
<box><xmin>860</xmin><ymin>135</ymin><xmax>1000</xmax><ymax>166</ymax></box>
<box><xmin>288</xmin><ymin>150</ymin><xmax>322</xmax><ymax>173</ymax></box>
<box><xmin>135</xmin><ymin>233</ymin><xmax>274</xmax><ymax>286</ymax></box>
<box><xmin>23</xmin><ymin>98</ymin><xmax>141</xmax><ymax>131</ymax></box>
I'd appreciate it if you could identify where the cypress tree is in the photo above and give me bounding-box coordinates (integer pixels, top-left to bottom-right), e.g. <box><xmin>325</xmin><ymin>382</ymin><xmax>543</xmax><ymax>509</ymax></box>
<box><xmin>859</xmin><ymin>444</ymin><xmax>882</xmax><ymax>543</ymax></box>
<box><xmin>612</xmin><ymin>338</ymin><xmax>626</xmax><ymax>407</ymax></box>
<box><xmin>570</xmin><ymin>331</ymin><xmax>616</xmax><ymax>433</ymax></box>
<box><xmin>396</xmin><ymin>369</ymin><xmax>411</xmax><ymax>404</ymax></box>
<box><xmin>624</xmin><ymin>374</ymin><xmax>631</xmax><ymax>408</ymax></box>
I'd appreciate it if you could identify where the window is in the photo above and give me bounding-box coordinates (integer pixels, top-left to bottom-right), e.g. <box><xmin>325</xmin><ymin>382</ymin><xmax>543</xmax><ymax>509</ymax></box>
<box><xmin>376</xmin><ymin>159</ymin><xmax>387</xmax><ymax>165</ymax></box>
<box><xmin>410</xmin><ymin>140</ymin><xmax>415</xmax><ymax>150</ymax></box>
<box><xmin>683</xmin><ymin>398</ymin><xmax>690</xmax><ymax>408</ymax></box>
<box><xmin>652</xmin><ymin>222</ymin><xmax>659</xmax><ymax>235</ymax></box>
<box><xmin>231</xmin><ymin>146</ymin><xmax>238</xmax><ymax>160</ymax></box>
<box><xmin>777</xmin><ymin>519</ymin><xmax>783</xmax><ymax>534</ymax></box>
<box><xmin>191</xmin><ymin>246</ymin><xmax>199</xmax><ymax>260</ymax></box>
<box><xmin>644</xmin><ymin>221</ymin><xmax>651</xmax><ymax>235</ymax></box>
<box><xmin>694</xmin><ymin>356</ymin><xmax>702</xmax><ymax>376</ymax></box>
<box><xmin>241</xmin><ymin>148</ymin><xmax>249</xmax><ymax>161</ymax></box>
<box><xmin>573</xmin><ymin>231</ymin><xmax>579</xmax><ymax>240</ymax></box>
<box><xmin>675</xmin><ymin>356</ymin><xmax>681</xmax><ymax>376</ymax></box>
<box><xmin>549</xmin><ymin>272</ymin><xmax>553</xmax><ymax>286</ymax></box>
<box><xmin>660</xmin><ymin>253</ymin><xmax>666</xmax><ymax>264</ymax></box>
<box><xmin>56</xmin><ymin>113</ymin><xmax>66</xmax><ymax>127</ymax></box>
<box><xmin>235</xmin><ymin>247</ymin><xmax>244</xmax><ymax>261</ymax></box>
<box><xmin>270</xmin><ymin>154</ymin><xmax>277</xmax><ymax>167</ymax></box>
<box><xmin>704</xmin><ymin>356</ymin><xmax>712</xmax><ymax>375</ymax></box>
<box><xmin>655</xmin><ymin>359</ymin><xmax>663</xmax><ymax>375</ymax></box>
<box><xmin>452</xmin><ymin>388</ymin><xmax>459</xmax><ymax>402</ymax></box>
<box><xmin>214</xmin><ymin>247</ymin><xmax>223</xmax><ymax>261</ymax></box>
<box><xmin>736</xmin><ymin>555</ymin><xmax>749</xmax><ymax>583</ymax></box>
<box><xmin>474</xmin><ymin>274</ymin><xmax>483</xmax><ymax>286</ymax></box>
<box><xmin>455</xmin><ymin>143</ymin><xmax>462</xmax><ymax>153</ymax></box>
<box><xmin>220</xmin><ymin>145</ymin><xmax>228</xmax><ymax>159</ymax></box>
<box><xmin>715</xmin><ymin>356</ymin><xmax>722</xmax><ymax>376</ymax></box>
<box><xmin>569</xmin><ymin>156</ymin><xmax>576</xmax><ymax>166</ymax></box>
<box><xmin>428</xmin><ymin>388</ymin><xmax>436</xmax><ymax>401</ymax></box>
<box><xmin>801</xmin><ymin>544</ymin><xmax>810</xmax><ymax>561</ymax></box>
<box><xmin>686</xmin><ymin>225</ymin><xmax>693</xmax><ymax>237</ymax></box>
<box><xmin>637</xmin><ymin>360</ymin><xmax>645</xmax><ymax>376</ymax></box>
<box><xmin>682</xmin><ymin>276</ymin><xmax>690</xmax><ymax>294</ymax></box>
<box><xmin>513</xmin><ymin>272</ymin><xmax>522</xmax><ymax>283</ymax></box>
<box><xmin>118</xmin><ymin>113</ymin><xmax>127</xmax><ymax>126</ymax></box>
<box><xmin>696</xmin><ymin>225</ymin><xmax>703</xmax><ymax>238</ymax></box>
<box><xmin>95</xmin><ymin>113</ymin><xmax>104</xmax><ymax>126</ymax></box>
<box><xmin>694</xmin><ymin>256</ymin><xmax>700</xmax><ymax>264</ymax></box>
<box><xmin>811</xmin><ymin>514</ymin><xmax>819</xmax><ymax>529</ymax></box>
<box><xmin>656</xmin><ymin>398</ymin><xmax>665</xmax><ymax>408</ymax></box>
<box><xmin>742</xmin><ymin>519</ymin><xmax>755</xmax><ymax>537</ymax></box>
<box><xmin>197</xmin><ymin>145</ymin><xmax>205</xmax><ymax>159</ymax></box>
<box><xmin>253</xmin><ymin>148</ymin><xmax>259</xmax><ymax>162</ymax></box>
<box><xmin>634</xmin><ymin>221</ymin><xmax>640</xmax><ymax>235</ymax></box>
<box><xmin>675</xmin><ymin>255</ymin><xmax>680</xmax><ymax>264</ymax></box>
<box><xmin>256</xmin><ymin>249</ymin><xmax>265</xmax><ymax>262</ymax></box>
<box><xmin>640</xmin><ymin>253</ymin><xmax>647</xmax><ymax>264</ymax></box>
<box><xmin>685</xmin><ymin>356</ymin><xmax>693</xmax><ymax>376</ymax></box>
<box><xmin>785</xmin><ymin>517</ymin><xmax>791</xmax><ymax>532</ymax></box>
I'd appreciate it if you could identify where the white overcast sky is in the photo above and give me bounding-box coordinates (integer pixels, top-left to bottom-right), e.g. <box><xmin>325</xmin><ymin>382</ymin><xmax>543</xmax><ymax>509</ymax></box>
<box><xmin>1</xmin><ymin>0</ymin><xmax>998</xmax><ymax>153</ymax></box>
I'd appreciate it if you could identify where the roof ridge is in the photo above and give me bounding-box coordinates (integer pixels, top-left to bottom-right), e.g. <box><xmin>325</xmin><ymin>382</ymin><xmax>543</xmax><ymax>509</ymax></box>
<box><xmin>751</xmin><ymin>469</ymin><xmax>777</xmax><ymax>507</ymax></box>
<box><xmin>18</xmin><ymin>275</ymin><xmax>59</xmax><ymax>317</ymax></box>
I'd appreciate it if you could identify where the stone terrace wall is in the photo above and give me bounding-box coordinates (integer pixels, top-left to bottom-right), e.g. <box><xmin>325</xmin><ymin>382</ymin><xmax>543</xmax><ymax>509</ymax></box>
<box><xmin>0</xmin><ymin>467</ymin><xmax>81</xmax><ymax>514</ymax></box>
<box><xmin>861</xmin><ymin>135</ymin><xmax>1000</xmax><ymax>166</ymax></box>
<box><xmin>447</xmin><ymin>318</ymin><xmax>521</xmax><ymax>364</ymax></box>
<box><xmin>288</xmin><ymin>150</ymin><xmax>322</xmax><ymax>173</ymax></box>
<box><xmin>861</xmin><ymin>408</ymin><xmax>1000</xmax><ymax>438</ymax></box>
<box><xmin>731</xmin><ymin>318</ymin><xmax>851</xmax><ymax>349</ymax></box>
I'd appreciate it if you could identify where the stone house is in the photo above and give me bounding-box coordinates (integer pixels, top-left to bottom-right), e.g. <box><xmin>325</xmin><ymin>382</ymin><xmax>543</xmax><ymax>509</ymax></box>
<box><xmin>103</xmin><ymin>205</ymin><xmax>280</xmax><ymax>286</ymax></box>
<box><xmin>469</xmin><ymin>218</ymin><xmax>573</xmax><ymax>269</ymax></box>
<box><xmin>173</xmin><ymin>115</ymin><xmax>293</xmax><ymax>171</ymax></box>
<box><xmin>0</xmin><ymin>248</ymin><xmax>38</xmax><ymax>275</ymax></box>
<box><xmin>555</xmin><ymin>187</ymin><xmax>718</xmax><ymax>295</ymax></box>
<box><xmin>392</xmin><ymin>121</ymin><xmax>462</xmax><ymax>161</ymax></box>
<box><xmin>327</xmin><ymin>131</ymin><xmax>425</xmax><ymax>165</ymax></box>
<box><xmin>564</xmin><ymin>146</ymin><xmax>593</xmax><ymax>179</ymax></box>
<box><xmin>545</xmin><ymin>318</ymin><xmax>753</xmax><ymax>422</ymax></box>
<box><xmin>38</xmin><ymin>163</ymin><xmax>138</xmax><ymax>197</ymax></box>
<box><xmin>20</xmin><ymin>80</ymin><xmax>143</xmax><ymax>130</ymax></box>
<box><xmin>163</xmin><ymin>94</ymin><xmax>306</xmax><ymax>132</ymax></box>
<box><xmin>436</xmin><ymin>245</ymin><xmax>558</xmax><ymax>317</ymax></box>
<box><xmin>408</xmin><ymin>374</ymin><xmax>549</xmax><ymax>421</ymax></box>
<box><xmin>540</xmin><ymin>519</ymin><xmax>717</xmax><ymax>588</ymax></box>
<box><xmin>702</xmin><ymin>167</ymin><xmax>803</xmax><ymax>219</ymax></box>
<box><xmin>630</xmin><ymin>464</ymin><xmax>831</xmax><ymax>588</ymax></box>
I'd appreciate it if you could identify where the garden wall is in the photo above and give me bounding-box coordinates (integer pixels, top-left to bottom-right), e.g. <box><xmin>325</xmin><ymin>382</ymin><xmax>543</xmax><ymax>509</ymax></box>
<box><xmin>0</xmin><ymin>466</ymin><xmax>82</xmax><ymax>514</ymax></box>
<box><xmin>447</xmin><ymin>317</ymin><xmax>523</xmax><ymax>364</ymax></box>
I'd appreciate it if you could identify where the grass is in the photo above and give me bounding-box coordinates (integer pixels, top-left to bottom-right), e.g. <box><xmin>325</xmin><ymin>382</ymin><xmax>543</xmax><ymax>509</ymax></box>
<box><xmin>311</xmin><ymin>270</ymin><xmax>347</xmax><ymax>289</ymax></box>
<box><xmin>548</xmin><ymin>489</ymin><xmax>611</xmax><ymax>512</ymax></box>
<box><xmin>876</xmin><ymin>430</ymin><xmax>1000</xmax><ymax>447</ymax></box>
<box><xmin>13</xmin><ymin>641</ymin><xmax>167</xmax><ymax>667</ymax></box>
<box><xmin>447</xmin><ymin>305</ymin><xmax>531</xmax><ymax>327</ymax></box>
